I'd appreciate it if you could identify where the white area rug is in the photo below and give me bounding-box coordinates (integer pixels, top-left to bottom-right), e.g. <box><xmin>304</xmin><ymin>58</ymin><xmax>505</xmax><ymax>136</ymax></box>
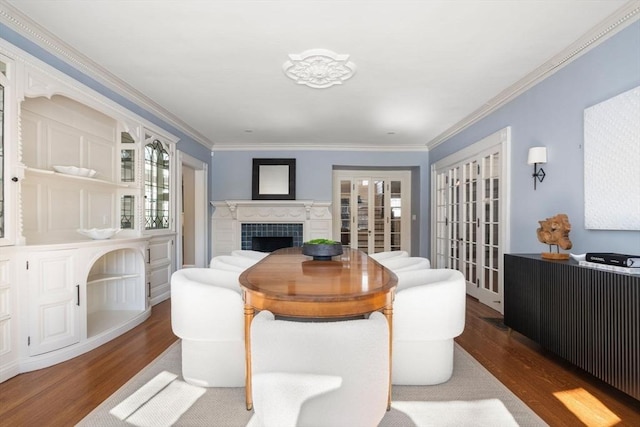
<box><xmin>77</xmin><ymin>341</ymin><xmax>548</xmax><ymax>426</ymax></box>
<box><xmin>109</xmin><ymin>371</ymin><xmax>205</xmax><ymax>427</ymax></box>
<box><xmin>391</xmin><ymin>399</ymin><xmax>519</xmax><ymax>427</ymax></box>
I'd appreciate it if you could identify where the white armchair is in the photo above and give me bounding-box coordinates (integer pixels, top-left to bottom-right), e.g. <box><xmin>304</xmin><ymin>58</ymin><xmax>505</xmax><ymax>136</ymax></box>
<box><xmin>392</xmin><ymin>268</ymin><xmax>466</xmax><ymax>385</ymax></box>
<box><xmin>170</xmin><ymin>267</ymin><xmax>245</xmax><ymax>387</ymax></box>
<box><xmin>250</xmin><ymin>311</ymin><xmax>389</xmax><ymax>427</ymax></box>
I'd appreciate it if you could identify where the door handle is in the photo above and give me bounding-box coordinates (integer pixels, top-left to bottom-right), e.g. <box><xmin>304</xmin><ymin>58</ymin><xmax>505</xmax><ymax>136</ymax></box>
<box><xmin>76</xmin><ymin>284</ymin><xmax>80</xmax><ymax>306</ymax></box>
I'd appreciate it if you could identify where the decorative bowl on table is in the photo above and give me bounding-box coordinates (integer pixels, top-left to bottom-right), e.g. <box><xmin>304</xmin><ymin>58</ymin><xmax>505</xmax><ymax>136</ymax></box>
<box><xmin>301</xmin><ymin>239</ymin><xmax>343</xmax><ymax>261</ymax></box>
<box><xmin>53</xmin><ymin>165</ymin><xmax>97</xmax><ymax>178</ymax></box>
<box><xmin>77</xmin><ymin>228</ymin><xmax>121</xmax><ymax>240</ymax></box>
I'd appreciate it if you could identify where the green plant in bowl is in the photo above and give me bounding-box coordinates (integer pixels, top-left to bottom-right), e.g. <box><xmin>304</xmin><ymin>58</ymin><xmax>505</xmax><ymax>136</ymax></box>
<box><xmin>302</xmin><ymin>239</ymin><xmax>343</xmax><ymax>260</ymax></box>
<box><xmin>304</xmin><ymin>238</ymin><xmax>340</xmax><ymax>245</ymax></box>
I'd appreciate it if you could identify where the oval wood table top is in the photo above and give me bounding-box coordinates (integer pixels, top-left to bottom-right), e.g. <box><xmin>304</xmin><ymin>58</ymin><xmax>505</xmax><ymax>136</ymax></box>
<box><xmin>239</xmin><ymin>246</ymin><xmax>398</xmax><ymax>317</ymax></box>
<box><xmin>239</xmin><ymin>246</ymin><xmax>397</xmax><ymax>410</ymax></box>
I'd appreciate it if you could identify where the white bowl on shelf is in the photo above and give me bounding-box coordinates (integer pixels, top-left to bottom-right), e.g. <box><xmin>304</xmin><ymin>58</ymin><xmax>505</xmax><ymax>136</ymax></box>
<box><xmin>77</xmin><ymin>228</ymin><xmax>121</xmax><ymax>240</ymax></box>
<box><xmin>53</xmin><ymin>165</ymin><xmax>97</xmax><ymax>178</ymax></box>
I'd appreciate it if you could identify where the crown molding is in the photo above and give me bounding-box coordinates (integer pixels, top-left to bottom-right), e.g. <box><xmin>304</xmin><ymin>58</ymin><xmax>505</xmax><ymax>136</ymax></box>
<box><xmin>211</xmin><ymin>142</ymin><xmax>428</xmax><ymax>152</ymax></box>
<box><xmin>426</xmin><ymin>0</ymin><xmax>640</xmax><ymax>150</ymax></box>
<box><xmin>0</xmin><ymin>1</ymin><xmax>214</xmax><ymax>150</ymax></box>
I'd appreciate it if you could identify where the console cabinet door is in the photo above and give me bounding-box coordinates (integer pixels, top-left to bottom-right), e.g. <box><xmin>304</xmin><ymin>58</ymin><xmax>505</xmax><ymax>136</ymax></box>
<box><xmin>147</xmin><ymin>235</ymin><xmax>174</xmax><ymax>305</ymax></box>
<box><xmin>28</xmin><ymin>250</ymin><xmax>80</xmax><ymax>356</ymax></box>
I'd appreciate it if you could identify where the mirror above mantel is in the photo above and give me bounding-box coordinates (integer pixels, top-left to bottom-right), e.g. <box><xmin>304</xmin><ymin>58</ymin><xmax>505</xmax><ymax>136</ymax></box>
<box><xmin>252</xmin><ymin>158</ymin><xmax>296</xmax><ymax>200</ymax></box>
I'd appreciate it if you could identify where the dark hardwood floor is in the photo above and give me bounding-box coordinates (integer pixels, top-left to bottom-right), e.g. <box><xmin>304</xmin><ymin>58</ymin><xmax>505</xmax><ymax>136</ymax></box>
<box><xmin>1</xmin><ymin>297</ymin><xmax>638</xmax><ymax>426</ymax></box>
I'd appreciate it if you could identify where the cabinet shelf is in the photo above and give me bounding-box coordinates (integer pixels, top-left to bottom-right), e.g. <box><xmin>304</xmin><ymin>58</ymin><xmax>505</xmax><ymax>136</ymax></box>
<box><xmin>87</xmin><ymin>309</ymin><xmax>145</xmax><ymax>338</ymax></box>
<box><xmin>25</xmin><ymin>167</ymin><xmax>130</xmax><ymax>187</ymax></box>
<box><xmin>87</xmin><ymin>273</ymin><xmax>141</xmax><ymax>285</ymax></box>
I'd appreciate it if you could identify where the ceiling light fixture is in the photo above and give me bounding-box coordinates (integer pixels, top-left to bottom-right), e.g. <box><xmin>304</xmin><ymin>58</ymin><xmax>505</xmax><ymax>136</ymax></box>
<box><xmin>283</xmin><ymin>49</ymin><xmax>356</xmax><ymax>89</ymax></box>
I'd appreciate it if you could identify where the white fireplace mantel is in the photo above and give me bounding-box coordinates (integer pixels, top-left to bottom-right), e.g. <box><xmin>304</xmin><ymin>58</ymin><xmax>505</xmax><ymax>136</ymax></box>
<box><xmin>210</xmin><ymin>200</ymin><xmax>333</xmax><ymax>256</ymax></box>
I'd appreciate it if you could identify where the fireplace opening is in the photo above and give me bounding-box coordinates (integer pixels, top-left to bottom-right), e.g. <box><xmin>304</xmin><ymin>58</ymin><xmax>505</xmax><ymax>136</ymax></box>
<box><xmin>252</xmin><ymin>236</ymin><xmax>294</xmax><ymax>252</ymax></box>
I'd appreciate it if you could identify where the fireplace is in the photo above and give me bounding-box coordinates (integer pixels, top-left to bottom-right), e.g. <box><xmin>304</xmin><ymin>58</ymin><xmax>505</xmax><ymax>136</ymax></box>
<box><xmin>252</xmin><ymin>236</ymin><xmax>294</xmax><ymax>252</ymax></box>
<box><xmin>241</xmin><ymin>223</ymin><xmax>303</xmax><ymax>251</ymax></box>
<box><xmin>211</xmin><ymin>200</ymin><xmax>332</xmax><ymax>256</ymax></box>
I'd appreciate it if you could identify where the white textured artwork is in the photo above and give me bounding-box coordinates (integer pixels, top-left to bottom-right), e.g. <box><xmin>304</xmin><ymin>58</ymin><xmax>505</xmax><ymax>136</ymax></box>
<box><xmin>584</xmin><ymin>86</ymin><xmax>640</xmax><ymax>230</ymax></box>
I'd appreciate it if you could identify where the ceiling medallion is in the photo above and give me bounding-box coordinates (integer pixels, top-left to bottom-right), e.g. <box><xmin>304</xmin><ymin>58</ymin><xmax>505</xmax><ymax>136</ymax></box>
<box><xmin>283</xmin><ymin>49</ymin><xmax>356</xmax><ymax>89</ymax></box>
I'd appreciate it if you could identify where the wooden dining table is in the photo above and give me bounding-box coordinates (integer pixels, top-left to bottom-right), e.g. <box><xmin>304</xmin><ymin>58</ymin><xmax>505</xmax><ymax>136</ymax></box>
<box><xmin>239</xmin><ymin>246</ymin><xmax>398</xmax><ymax>410</ymax></box>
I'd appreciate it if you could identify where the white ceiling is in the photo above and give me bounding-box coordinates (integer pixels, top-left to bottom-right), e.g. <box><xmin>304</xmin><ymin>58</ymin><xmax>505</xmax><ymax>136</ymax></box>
<box><xmin>3</xmin><ymin>0</ymin><xmax>636</xmax><ymax>150</ymax></box>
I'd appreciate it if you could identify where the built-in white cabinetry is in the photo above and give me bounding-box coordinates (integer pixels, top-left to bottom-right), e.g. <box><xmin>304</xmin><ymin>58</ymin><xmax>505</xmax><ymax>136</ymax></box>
<box><xmin>146</xmin><ymin>235</ymin><xmax>174</xmax><ymax>305</ymax></box>
<box><xmin>15</xmin><ymin>239</ymin><xmax>149</xmax><ymax>372</ymax></box>
<box><xmin>0</xmin><ymin>42</ymin><xmax>179</xmax><ymax>380</ymax></box>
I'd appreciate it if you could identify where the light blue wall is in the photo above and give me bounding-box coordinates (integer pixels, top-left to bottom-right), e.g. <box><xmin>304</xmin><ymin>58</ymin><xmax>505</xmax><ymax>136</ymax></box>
<box><xmin>430</xmin><ymin>21</ymin><xmax>640</xmax><ymax>256</ymax></box>
<box><xmin>212</xmin><ymin>150</ymin><xmax>429</xmax><ymax>255</ymax></box>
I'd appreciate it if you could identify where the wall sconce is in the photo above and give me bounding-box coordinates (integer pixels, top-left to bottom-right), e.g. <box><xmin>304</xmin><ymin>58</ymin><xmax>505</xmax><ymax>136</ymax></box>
<box><xmin>527</xmin><ymin>147</ymin><xmax>547</xmax><ymax>190</ymax></box>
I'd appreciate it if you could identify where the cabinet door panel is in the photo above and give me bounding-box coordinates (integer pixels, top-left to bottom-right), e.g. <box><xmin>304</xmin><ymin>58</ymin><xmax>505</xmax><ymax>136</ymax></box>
<box><xmin>28</xmin><ymin>250</ymin><xmax>80</xmax><ymax>356</ymax></box>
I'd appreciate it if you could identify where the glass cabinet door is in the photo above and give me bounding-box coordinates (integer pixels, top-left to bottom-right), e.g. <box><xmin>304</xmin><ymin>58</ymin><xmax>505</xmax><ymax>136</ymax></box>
<box><xmin>0</xmin><ymin>73</ymin><xmax>5</xmax><ymax>241</ymax></box>
<box><xmin>120</xmin><ymin>131</ymin><xmax>136</xmax><ymax>183</ymax></box>
<box><xmin>144</xmin><ymin>135</ymin><xmax>171</xmax><ymax>230</ymax></box>
<box><xmin>0</xmin><ymin>57</ymin><xmax>12</xmax><ymax>246</ymax></box>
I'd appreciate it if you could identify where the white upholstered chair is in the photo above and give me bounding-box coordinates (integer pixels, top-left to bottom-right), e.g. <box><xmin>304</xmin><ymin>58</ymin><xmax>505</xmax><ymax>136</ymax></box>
<box><xmin>379</xmin><ymin>256</ymin><xmax>431</xmax><ymax>272</ymax></box>
<box><xmin>170</xmin><ymin>267</ymin><xmax>245</xmax><ymax>387</ymax></box>
<box><xmin>209</xmin><ymin>254</ymin><xmax>256</xmax><ymax>271</ymax></box>
<box><xmin>392</xmin><ymin>268</ymin><xmax>466</xmax><ymax>385</ymax></box>
<box><xmin>250</xmin><ymin>310</ymin><xmax>389</xmax><ymax>427</ymax></box>
<box><xmin>368</xmin><ymin>250</ymin><xmax>409</xmax><ymax>261</ymax></box>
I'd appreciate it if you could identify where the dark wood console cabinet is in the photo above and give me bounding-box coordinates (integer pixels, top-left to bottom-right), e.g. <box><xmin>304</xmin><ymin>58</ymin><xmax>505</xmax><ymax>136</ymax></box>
<box><xmin>504</xmin><ymin>254</ymin><xmax>639</xmax><ymax>401</ymax></box>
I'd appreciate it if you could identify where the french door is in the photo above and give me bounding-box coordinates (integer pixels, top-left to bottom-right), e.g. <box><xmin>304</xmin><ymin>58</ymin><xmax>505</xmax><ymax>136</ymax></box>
<box><xmin>431</xmin><ymin>128</ymin><xmax>510</xmax><ymax>313</ymax></box>
<box><xmin>333</xmin><ymin>170</ymin><xmax>410</xmax><ymax>255</ymax></box>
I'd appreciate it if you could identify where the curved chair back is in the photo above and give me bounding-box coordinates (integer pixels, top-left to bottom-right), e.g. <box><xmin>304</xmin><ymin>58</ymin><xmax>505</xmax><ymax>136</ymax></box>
<box><xmin>210</xmin><ymin>255</ymin><xmax>256</xmax><ymax>271</ymax></box>
<box><xmin>232</xmin><ymin>249</ymin><xmax>269</xmax><ymax>261</ymax></box>
<box><xmin>171</xmin><ymin>268</ymin><xmax>243</xmax><ymax>340</ymax></box>
<box><xmin>394</xmin><ymin>268</ymin><xmax>466</xmax><ymax>341</ymax></box>
<box><xmin>379</xmin><ymin>256</ymin><xmax>430</xmax><ymax>272</ymax></box>
<box><xmin>369</xmin><ymin>250</ymin><xmax>409</xmax><ymax>261</ymax></box>
<box><xmin>251</xmin><ymin>311</ymin><xmax>389</xmax><ymax>427</ymax></box>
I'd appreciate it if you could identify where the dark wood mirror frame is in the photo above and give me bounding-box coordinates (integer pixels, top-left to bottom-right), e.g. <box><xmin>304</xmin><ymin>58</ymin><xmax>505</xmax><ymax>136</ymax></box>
<box><xmin>252</xmin><ymin>158</ymin><xmax>296</xmax><ymax>200</ymax></box>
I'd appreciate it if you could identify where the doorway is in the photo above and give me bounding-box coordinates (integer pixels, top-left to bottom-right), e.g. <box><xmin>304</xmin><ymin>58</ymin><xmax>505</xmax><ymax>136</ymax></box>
<box><xmin>333</xmin><ymin>170</ymin><xmax>411</xmax><ymax>254</ymax></box>
<box><xmin>177</xmin><ymin>151</ymin><xmax>208</xmax><ymax>268</ymax></box>
<box><xmin>431</xmin><ymin>128</ymin><xmax>511</xmax><ymax>313</ymax></box>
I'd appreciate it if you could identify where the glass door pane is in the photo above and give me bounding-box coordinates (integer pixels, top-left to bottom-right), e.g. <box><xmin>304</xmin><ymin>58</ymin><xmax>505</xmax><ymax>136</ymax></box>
<box><xmin>339</xmin><ymin>180</ymin><xmax>351</xmax><ymax>246</ymax></box>
<box><xmin>481</xmin><ymin>152</ymin><xmax>500</xmax><ymax>294</ymax></box>
<box><xmin>0</xmin><ymin>81</ymin><xmax>4</xmax><ymax>240</ymax></box>
<box><xmin>461</xmin><ymin>160</ymin><xmax>478</xmax><ymax>286</ymax></box>
<box><xmin>356</xmin><ymin>179</ymin><xmax>369</xmax><ymax>252</ymax></box>
<box><xmin>120</xmin><ymin>195</ymin><xmax>135</xmax><ymax>230</ymax></box>
<box><xmin>145</xmin><ymin>138</ymin><xmax>171</xmax><ymax>230</ymax></box>
<box><xmin>120</xmin><ymin>131</ymin><xmax>136</xmax><ymax>183</ymax></box>
<box><xmin>389</xmin><ymin>180</ymin><xmax>402</xmax><ymax>252</ymax></box>
<box><xmin>372</xmin><ymin>179</ymin><xmax>386</xmax><ymax>254</ymax></box>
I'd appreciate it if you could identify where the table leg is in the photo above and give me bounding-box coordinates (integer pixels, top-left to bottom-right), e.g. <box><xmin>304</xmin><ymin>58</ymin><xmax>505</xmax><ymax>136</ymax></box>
<box><xmin>244</xmin><ymin>304</ymin><xmax>255</xmax><ymax>410</ymax></box>
<box><xmin>383</xmin><ymin>304</ymin><xmax>393</xmax><ymax>411</ymax></box>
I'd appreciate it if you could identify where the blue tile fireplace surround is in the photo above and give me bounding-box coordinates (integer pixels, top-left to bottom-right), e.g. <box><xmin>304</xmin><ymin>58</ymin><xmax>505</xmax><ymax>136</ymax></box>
<box><xmin>241</xmin><ymin>223</ymin><xmax>304</xmax><ymax>251</ymax></box>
